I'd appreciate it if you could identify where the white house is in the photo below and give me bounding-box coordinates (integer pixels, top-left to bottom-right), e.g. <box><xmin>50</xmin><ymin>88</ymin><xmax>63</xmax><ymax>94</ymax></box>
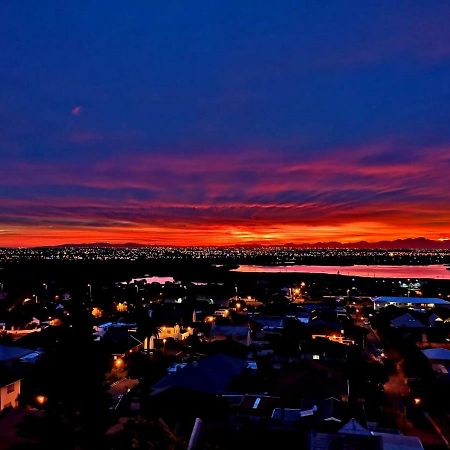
<box><xmin>0</xmin><ymin>376</ymin><xmax>21</xmax><ymax>411</ymax></box>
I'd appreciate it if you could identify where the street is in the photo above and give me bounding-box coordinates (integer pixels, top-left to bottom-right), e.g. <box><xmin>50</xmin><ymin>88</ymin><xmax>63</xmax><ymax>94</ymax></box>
<box><xmin>108</xmin><ymin>378</ymin><xmax>139</xmax><ymax>411</ymax></box>
<box><xmin>365</xmin><ymin>321</ymin><xmax>450</xmax><ymax>449</ymax></box>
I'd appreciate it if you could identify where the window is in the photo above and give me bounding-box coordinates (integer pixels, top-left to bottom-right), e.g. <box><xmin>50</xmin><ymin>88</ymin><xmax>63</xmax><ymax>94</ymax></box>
<box><xmin>6</xmin><ymin>383</ymin><xmax>15</xmax><ymax>394</ymax></box>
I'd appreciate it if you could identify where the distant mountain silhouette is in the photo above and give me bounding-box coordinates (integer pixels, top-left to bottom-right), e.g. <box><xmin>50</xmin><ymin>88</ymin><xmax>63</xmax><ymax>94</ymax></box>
<box><xmin>282</xmin><ymin>237</ymin><xmax>450</xmax><ymax>249</ymax></box>
<box><xmin>38</xmin><ymin>237</ymin><xmax>450</xmax><ymax>249</ymax></box>
<box><xmin>50</xmin><ymin>242</ymin><xmax>149</xmax><ymax>248</ymax></box>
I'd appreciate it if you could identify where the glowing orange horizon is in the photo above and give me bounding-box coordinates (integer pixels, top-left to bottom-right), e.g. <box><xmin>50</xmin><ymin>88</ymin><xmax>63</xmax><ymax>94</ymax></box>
<box><xmin>1</xmin><ymin>221</ymin><xmax>449</xmax><ymax>247</ymax></box>
<box><xmin>1</xmin><ymin>144</ymin><xmax>449</xmax><ymax>248</ymax></box>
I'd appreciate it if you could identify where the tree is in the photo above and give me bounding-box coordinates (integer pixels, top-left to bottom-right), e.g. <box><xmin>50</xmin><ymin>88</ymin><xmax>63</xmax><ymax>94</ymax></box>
<box><xmin>17</xmin><ymin>307</ymin><xmax>111</xmax><ymax>449</ymax></box>
<box><xmin>106</xmin><ymin>416</ymin><xmax>185</xmax><ymax>450</ymax></box>
<box><xmin>281</xmin><ymin>318</ymin><xmax>310</xmax><ymax>353</ymax></box>
<box><xmin>134</xmin><ymin>306</ymin><xmax>161</xmax><ymax>343</ymax></box>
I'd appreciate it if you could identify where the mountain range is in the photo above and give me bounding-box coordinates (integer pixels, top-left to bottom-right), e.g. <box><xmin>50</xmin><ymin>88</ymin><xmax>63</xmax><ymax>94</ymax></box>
<box><xmin>40</xmin><ymin>237</ymin><xmax>450</xmax><ymax>250</ymax></box>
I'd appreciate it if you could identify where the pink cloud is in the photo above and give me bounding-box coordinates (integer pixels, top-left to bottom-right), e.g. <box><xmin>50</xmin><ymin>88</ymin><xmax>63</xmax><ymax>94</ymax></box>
<box><xmin>0</xmin><ymin>141</ymin><xmax>449</xmax><ymax>246</ymax></box>
<box><xmin>71</xmin><ymin>105</ymin><xmax>83</xmax><ymax>116</ymax></box>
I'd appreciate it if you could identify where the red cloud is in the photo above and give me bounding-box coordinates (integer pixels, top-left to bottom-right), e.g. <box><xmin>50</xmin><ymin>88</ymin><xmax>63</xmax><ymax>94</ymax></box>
<box><xmin>0</xmin><ymin>143</ymin><xmax>449</xmax><ymax>246</ymax></box>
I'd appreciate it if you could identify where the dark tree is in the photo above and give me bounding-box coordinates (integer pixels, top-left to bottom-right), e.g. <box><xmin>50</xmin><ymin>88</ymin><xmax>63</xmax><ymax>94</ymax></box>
<box><xmin>17</xmin><ymin>306</ymin><xmax>111</xmax><ymax>449</ymax></box>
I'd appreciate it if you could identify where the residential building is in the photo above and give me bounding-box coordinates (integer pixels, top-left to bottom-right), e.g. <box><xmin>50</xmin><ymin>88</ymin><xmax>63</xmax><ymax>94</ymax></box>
<box><xmin>0</xmin><ymin>369</ymin><xmax>21</xmax><ymax>411</ymax></box>
<box><xmin>372</xmin><ymin>296</ymin><xmax>450</xmax><ymax>311</ymax></box>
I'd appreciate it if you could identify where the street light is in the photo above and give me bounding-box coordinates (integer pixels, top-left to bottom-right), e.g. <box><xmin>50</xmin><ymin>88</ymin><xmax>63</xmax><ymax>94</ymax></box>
<box><xmin>114</xmin><ymin>357</ymin><xmax>124</xmax><ymax>369</ymax></box>
<box><xmin>87</xmin><ymin>284</ymin><xmax>92</xmax><ymax>300</ymax></box>
<box><xmin>35</xmin><ymin>395</ymin><xmax>47</xmax><ymax>406</ymax></box>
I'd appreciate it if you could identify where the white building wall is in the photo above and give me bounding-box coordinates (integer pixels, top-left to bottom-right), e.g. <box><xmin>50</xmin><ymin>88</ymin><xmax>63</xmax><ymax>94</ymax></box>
<box><xmin>0</xmin><ymin>380</ymin><xmax>21</xmax><ymax>411</ymax></box>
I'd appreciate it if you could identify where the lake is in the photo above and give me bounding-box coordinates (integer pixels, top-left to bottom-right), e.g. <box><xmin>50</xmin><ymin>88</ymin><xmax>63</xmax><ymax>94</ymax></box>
<box><xmin>129</xmin><ymin>276</ymin><xmax>175</xmax><ymax>284</ymax></box>
<box><xmin>232</xmin><ymin>264</ymin><xmax>450</xmax><ymax>279</ymax></box>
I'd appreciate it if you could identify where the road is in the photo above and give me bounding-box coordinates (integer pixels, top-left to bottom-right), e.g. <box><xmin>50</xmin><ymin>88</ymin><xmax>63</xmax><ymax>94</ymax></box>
<box><xmin>108</xmin><ymin>377</ymin><xmax>139</xmax><ymax>411</ymax></box>
<box><xmin>354</xmin><ymin>317</ymin><xmax>450</xmax><ymax>449</ymax></box>
<box><xmin>365</xmin><ymin>322</ymin><xmax>450</xmax><ymax>450</ymax></box>
<box><xmin>383</xmin><ymin>351</ymin><xmax>449</xmax><ymax>449</ymax></box>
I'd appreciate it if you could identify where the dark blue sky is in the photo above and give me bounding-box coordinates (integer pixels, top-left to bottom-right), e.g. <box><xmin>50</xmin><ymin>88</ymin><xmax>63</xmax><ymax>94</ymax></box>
<box><xmin>1</xmin><ymin>1</ymin><xmax>450</xmax><ymax>245</ymax></box>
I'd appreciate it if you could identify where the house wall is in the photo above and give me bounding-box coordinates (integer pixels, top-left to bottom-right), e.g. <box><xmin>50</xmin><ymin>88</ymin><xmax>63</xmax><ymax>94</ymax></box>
<box><xmin>311</xmin><ymin>334</ymin><xmax>354</xmax><ymax>345</ymax></box>
<box><xmin>159</xmin><ymin>325</ymin><xmax>193</xmax><ymax>341</ymax></box>
<box><xmin>0</xmin><ymin>379</ymin><xmax>21</xmax><ymax>411</ymax></box>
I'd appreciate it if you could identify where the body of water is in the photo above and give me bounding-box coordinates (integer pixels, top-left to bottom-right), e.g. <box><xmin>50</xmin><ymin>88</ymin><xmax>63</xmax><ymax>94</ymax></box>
<box><xmin>129</xmin><ymin>276</ymin><xmax>175</xmax><ymax>284</ymax></box>
<box><xmin>232</xmin><ymin>264</ymin><xmax>450</xmax><ymax>279</ymax></box>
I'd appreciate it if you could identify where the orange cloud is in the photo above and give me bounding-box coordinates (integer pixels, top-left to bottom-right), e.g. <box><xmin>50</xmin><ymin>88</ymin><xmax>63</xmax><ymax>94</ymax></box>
<box><xmin>0</xmin><ymin>143</ymin><xmax>449</xmax><ymax>246</ymax></box>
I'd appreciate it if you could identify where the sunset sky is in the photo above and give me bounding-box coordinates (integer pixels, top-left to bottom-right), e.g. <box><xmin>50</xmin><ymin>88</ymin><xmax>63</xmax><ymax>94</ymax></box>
<box><xmin>1</xmin><ymin>1</ymin><xmax>450</xmax><ymax>246</ymax></box>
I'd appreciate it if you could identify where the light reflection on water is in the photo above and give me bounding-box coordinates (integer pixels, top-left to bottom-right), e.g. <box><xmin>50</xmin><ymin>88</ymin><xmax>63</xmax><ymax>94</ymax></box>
<box><xmin>232</xmin><ymin>264</ymin><xmax>450</xmax><ymax>279</ymax></box>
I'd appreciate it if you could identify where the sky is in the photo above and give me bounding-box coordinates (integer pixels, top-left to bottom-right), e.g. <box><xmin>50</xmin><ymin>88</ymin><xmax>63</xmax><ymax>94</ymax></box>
<box><xmin>1</xmin><ymin>1</ymin><xmax>450</xmax><ymax>246</ymax></box>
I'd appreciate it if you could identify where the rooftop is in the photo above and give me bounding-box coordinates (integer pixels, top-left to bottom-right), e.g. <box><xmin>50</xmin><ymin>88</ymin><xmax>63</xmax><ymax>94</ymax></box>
<box><xmin>373</xmin><ymin>296</ymin><xmax>450</xmax><ymax>305</ymax></box>
<box><xmin>152</xmin><ymin>353</ymin><xmax>248</xmax><ymax>395</ymax></box>
<box><xmin>390</xmin><ymin>313</ymin><xmax>426</xmax><ymax>328</ymax></box>
<box><xmin>422</xmin><ymin>348</ymin><xmax>450</xmax><ymax>361</ymax></box>
<box><xmin>372</xmin><ymin>432</ymin><xmax>424</xmax><ymax>450</ymax></box>
<box><xmin>0</xmin><ymin>344</ymin><xmax>35</xmax><ymax>362</ymax></box>
<box><xmin>339</xmin><ymin>418</ymin><xmax>371</xmax><ymax>436</ymax></box>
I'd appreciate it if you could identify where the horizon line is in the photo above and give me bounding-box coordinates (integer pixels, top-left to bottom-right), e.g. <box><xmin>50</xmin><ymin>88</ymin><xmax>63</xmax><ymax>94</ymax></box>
<box><xmin>1</xmin><ymin>236</ymin><xmax>450</xmax><ymax>250</ymax></box>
